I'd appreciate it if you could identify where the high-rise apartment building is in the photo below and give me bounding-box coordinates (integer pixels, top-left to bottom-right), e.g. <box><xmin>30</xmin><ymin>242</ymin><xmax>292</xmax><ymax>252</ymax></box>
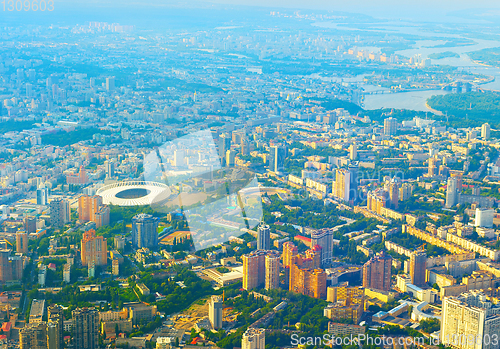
<box><xmin>78</xmin><ymin>195</ymin><xmax>102</xmax><ymax>222</ymax></box>
<box><xmin>482</xmin><ymin>122</ymin><xmax>491</xmax><ymax>140</ymax></box>
<box><xmin>94</xmin><ymin>205</ymin><xmax>110</xmax><ymax>229</ymax></box>
<box><xmin>388</xmin><ymin>182</ymin><xmax>399</xmax><ymax>209</ymax></box>
<box><xmin>208</xmin><ymin>295</ymin><xmax>223</xmax><ymax>329</ymax></box>
<box><xmin>428</xmin><ymin>157</ymin><xmax>438</xmax><ymax>177</ymax></box>
<box><xmin>333</xmin><ymin>164</ymin><xmax>359</xmax><ymax>204</ymax></box>
<box><xmin>48</xmin><ymin>305</ymin><xmax>64</xmax><ymax>349</ymax></box>
<box><xmin>310</xmin><ymin>228</ymin><xmax>333</xmax><ymax>266</ymax></box>
<box><xmin>114</xmin><ymin>235</ymin><xmax>126</xmax><ymax>250</ymax></box>
<box><xmin>218</xmin><ymin>134</ymin><xmax>231</xmax><ymax>165</ymax></box>
<box><xmin>409</xmin><ymin>251</ymin><xmax>427</xmax><ymax>287</ymax></box>
<box><xmin>441</xmin><ymin>291</ymin><xmax>500</xmax><ymax>349</ymax></box>
<box><xmin>445</xmin><ymin>176</ymin><xmax>459</xmax><ymax>208</ymax></box>
<box><xmin>23</xmin><ymin>216</ymin><xmax>37</xmax><ymax>234</ymax></box>
<box><xmin>173</xmin><ymin>150</ymin><xmax>185</xmax><ymax>167</ymax></box>
<box><xmin>132</xmin><ymin>213</ymin><xmax>159</xmax><ymax>249</ymax></box>
<box><xmin>16</xmin><ymin>230</ymin><xmax>29</xmax><ymax>254</ymax></box>
<box><xmin>269</xmin><ymin>145</ymin><xmax>286</xmax><ymax>173</ymax></box>
<box><xmin>72</xmin><ymin>308</ymin><xmax>99</xmax><ymax>349</ymax></box>
<box><xmin>257</xmin><ymin>224</ymin><xmax>270</xmax><ymax>250</ymax></box>
<box><xmin>241</xmin><ymin>138</ymin><xmax>249</xmax><ymax>156</ymax></box>
<box><xmin>242</xmin><ymin>250</ymin><xmax>267</xmax><ymax>290</ymax></box>
<box><xmin>20</xmin><ymin>322</ymin><xmax>48</xmax><ymax>349</ymax></box>
<box><xmin>242</xmin><ymin>328</ymin><xmax>265</xmax><ymax>349</ymax></box>
<box><xmin>399</xmin><ymin>183</ymin><xmax>413</xmax><ymax>201</ymax></box>
<box><xmin>242</xmin><ymin>250</ymin><xmax>281</xmax><ymax>291</ymax></box>
<box><xmin>282</xmin><ymin>241</ymin><xmax>298</xmax><ymax>268</ymax></box>
<box><xmin>265</xmin><ymin>253</ymin><xmax>280</xmax><ymax>290</ymax></box>
<box><xmin>78</xmin><ymin>195</ymin><xmax>109</xmax><ymax>229</ymax></box>
<box><xmin>349</xmin><ymin>143</ymin><xmax>357</xmax><ymax>160</ymax></box>
<box><xmin>289</xmin><ymin>254</ymin><xmax>326</xmax><ymax>299</ymax></box>
<box><xmin>105</xmin><ymin>160</ymin><xmax>115</xmax><ymax>178</ymax></box>
<box><xmin>384</xmin><ymin>117</ymin><xmax>397</xmax><ymax>136</ymax></box>
<box><xmin>0</xmin><ymin>249</ymin><xmax>12</xmax><ymax>282</ymax></box>
<box><xmin>106</xmin><ymin>77</ymin><xmax>115</xmax><ymax>91</ymax></box>
<box><xmin>49</xmin><ymin>198</ymin><xmax>70</xmax><ymax>228</ymax></box>
<box><xmin>362</xmin><ymin>251</ymin><xmax>392</xmax><ymax>292</ymax></box>
<box><xmin>80</xmin><ymin>229</ymin><xmax>107</xmax><ymax>267</ymax></box>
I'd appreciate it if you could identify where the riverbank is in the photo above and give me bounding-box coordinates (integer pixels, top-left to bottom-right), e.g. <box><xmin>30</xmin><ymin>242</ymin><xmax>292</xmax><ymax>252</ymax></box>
<box><xmin>425</xmin><ymin>102</ymin><xmax>443</xmax><ymax>116</ymax></box>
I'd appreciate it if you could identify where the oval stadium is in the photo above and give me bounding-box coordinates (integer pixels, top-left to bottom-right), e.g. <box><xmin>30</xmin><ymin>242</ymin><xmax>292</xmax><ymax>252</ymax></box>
<box><xmin>96</xmin><ymin>181</ymin><xmax>171</xmax><ymax>206</ymax></box>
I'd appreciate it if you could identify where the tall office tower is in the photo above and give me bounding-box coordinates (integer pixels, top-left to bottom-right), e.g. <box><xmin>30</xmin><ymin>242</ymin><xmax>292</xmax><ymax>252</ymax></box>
<box><xmin>441</xmin><ymin>291</ymin><xmax>500</xmax><ymax>349</ymax></box>
<box><xmin>105</xmin><ymin>77</ymin><xmax>115</xmax><ymax>91</ymax></box>
<box><xmin>132</xmin><ymin>213</ymin><xmax>159</xmax><ymax>249</ymax></box>
<box><xmin>409</xmin><ymin>251</ymin><xmax>427</xmax><ymax>287</ymax></box>
<box><xmin>269</xmin><ymin>145</ymin><xmax>286</xmax><ymax>173</ymax></box>
<box><xmin>0</xmin><ymin>249</ymin><xmax>12</xmax><ymax>282</ymax></box>
<box><xmin>16</xmin><ymin>230</ymin><xmax>29</xmax><ymax>254</ymax></box>
<box><xmin>282</xmin><ymin>241</ymin><xmax>298</xmax><ymax>267</ymax></box>
<box><xmin>241</xmin><ymin>138</ymin><xmax>249</xmax><ymax>156</ymax></box>
<box><xmin>72</xmin><ymin>308</ymin><xmax>99</xmax><ymax>349</ymax></box>
<box><xmin>23</xmin><ymin>216</ymin><xmax>37</xmax><ymax>233</ymax></box>
<box><xmin>89</xmin><ymin>77</ymin><xmax>96</xmax><ymax>89</ymax></box>
<box><xmin>48</xmin><ymin>305</ymin><xmax>64</xmax><ymax>349</ymax></box>
<box><xmin>362</xmin><ymin>251</ymin><xmax>392</xmax><ymax>292</ymax></box>
<box><xmin>445</xmin><ymin>177</ymin><xmax>459</xmax><ymax>208</ymax></box>
<box><xmin>265</xmin><ymin>253</ymin><xmax>280</xmax><ymax>290</ymax></box>
<box><xmin>388</xmin><ymin>182</ymin><xmax>399</xmax><ymax>209</ymax></box>
<box><xmin>208</xmin><ymin>295</ymin><xmax>223</xmax><ymax>329</ymax></box>
<box><xmin>242</xmin><ymin>250</ymin><xmax>267</xmax><ymax>290</ymax></box>
<box><xmin>242</xmin><ymin>328</ymin><xmax>265</xmax><ymax>349</ymax></box>
<box><xmin>36</xmin><ymin>186</ymin><xmax>49</xmax><ymax>205</ymax></box>
<box><xmin>78</xmin><ymin>195</ymin><xmax>103</xmax><ymax>223</ymax></box>
<box><xmin>80</xmin><ymin>229</ymin><xmax>107</xmax><ymax>267</ymax></box>
<box><xmin>20</xmin><ymin>322</ymin><xmax>48</xmax><ymax>349</ymax></box>
<box><xmin>257</xmin><ymin>224</ymin><xmax>271</xmax><ymax>250</ymax></box>
<box><xmin>428</xmin><ymin>157</ymin><xmax>438</xmax><ymax>177</ymax></box>
<box><xmin>105</xmin><ymin>160</ymin><xmax>115</xmax><ymax>178</ymax></box>
<box><xmin>289</xmin><ymin>254</ymin><xmax>326</xmax><ymax>299</ymax></box>
<box><xmin>482</xmin><ymin>122</ymin><xmax>491</xmax><ymax>140</ymax></box>
<box><xmin>50</xmin><ymin>198</ymin><xmax>70</xmax><ymax>228</ymax></box>
<box><xmin>310</xmin><ymin>228</ymin><xmax>333</xmax><ymax>266</ymax></box>
<box><xmin>383</xmin><ymin>117</ymin><xmax>397</xmax><ymax>136</ymax></box>
<box><xmin>349</xmin><ymin>143</ymin><xmax>358</xmax><ymax>160</ymax></box>
<box><xmin>218</xmin><ymin>134</ymin><xmax>231</xmax><ymax>165</ymax></box>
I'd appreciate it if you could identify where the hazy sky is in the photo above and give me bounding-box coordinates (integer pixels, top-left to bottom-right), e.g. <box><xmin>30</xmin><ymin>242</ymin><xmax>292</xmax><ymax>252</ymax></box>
<box><xmin>7</xmin><ymin>0</ymin><xmax>500</xmax><ymax>26</ymax></box>
<box><xmin>203</xmin><ymin>0</ymin><xmax>500</xmax><ymax>20</ymax></box>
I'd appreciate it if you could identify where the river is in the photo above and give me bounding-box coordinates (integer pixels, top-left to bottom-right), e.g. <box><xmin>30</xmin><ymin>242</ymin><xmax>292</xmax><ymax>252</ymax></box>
<box><xmin>313</xmin><ymin>21</ymin><xmax>500</xmax><ymax>112</ymax></box>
